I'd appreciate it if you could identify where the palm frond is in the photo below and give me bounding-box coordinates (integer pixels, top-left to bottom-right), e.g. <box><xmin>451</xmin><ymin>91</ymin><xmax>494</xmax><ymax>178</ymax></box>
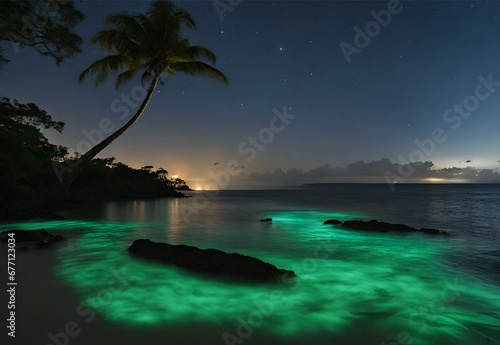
<box><xmin>171</xmin><ymin>7</ymin><xmax>196</xmax><ymax>31</ymax></box>
<box><xmin>79</xmin><ymin>0</ymin><xmax>228</xmax><ymax>90</ymax></box>
<box><xmin>172</xmin><ymin>45</ymin><xmax>217</xmax><ymax>64</ymax></box>
<box><xmin>170</xmin><ymin>61</ymin><xmax>229</xmax><ymax>85</ymax></box>
<box><xmin>79</xmin><ymin>54</ymin><xmax>128</xmax><ymax>87</ymax></box>
<box><xmin>115</xmin><ymin>69</ymin><xmax>139</xmax><ymax>89</ymax></box>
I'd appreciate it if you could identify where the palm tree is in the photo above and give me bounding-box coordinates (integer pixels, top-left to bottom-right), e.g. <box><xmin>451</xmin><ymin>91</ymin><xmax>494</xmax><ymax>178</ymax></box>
<box><xmin>64</xmin><ymin>0</ymin><xmax>228</xmax><ymax>187</ymax></box>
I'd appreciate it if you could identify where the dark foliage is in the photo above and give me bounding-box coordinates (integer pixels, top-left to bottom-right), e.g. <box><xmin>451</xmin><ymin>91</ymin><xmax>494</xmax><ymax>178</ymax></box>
<box><xmin>72</xmin><ymin>158</ymin><xmax>185</xmax><ymax>200</ymax></box>
<box><xmin>170</xmin><ymin>177</ymin><xmax>191</xmax><ymax>190</ymax></box>
<box><xmin>0</xmin><ymin>0</ymin><xmax>84</xmax><ymax>68</ymax></box>
<box><xmin>0</xmin><ymin>97</ymin><xmax>68</xmax><ymax>209</ymax></box>
<box><xmin>0</xmin><ymin>98</ymin><xmax>187</xmax><ymax>220</ymax></box>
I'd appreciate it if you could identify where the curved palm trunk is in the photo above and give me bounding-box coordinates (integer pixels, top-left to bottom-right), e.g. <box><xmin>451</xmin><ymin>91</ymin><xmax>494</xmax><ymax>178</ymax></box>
<box><xmin>62</xmin><ymin>75</ymin><xmax>160</xmax><ymax>188</ymax></box>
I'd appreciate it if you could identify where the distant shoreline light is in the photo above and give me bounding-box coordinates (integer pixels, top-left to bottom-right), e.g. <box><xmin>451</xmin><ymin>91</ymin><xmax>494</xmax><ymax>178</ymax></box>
<box><xmin>423</xmin><ymin>178</ymin><xmax>468</xmax><ymax>183</ymax></box>
<box><xmin>192</xmin><ymin>185</ymin><xmax>219</xmax><ymax>191</ymax></box>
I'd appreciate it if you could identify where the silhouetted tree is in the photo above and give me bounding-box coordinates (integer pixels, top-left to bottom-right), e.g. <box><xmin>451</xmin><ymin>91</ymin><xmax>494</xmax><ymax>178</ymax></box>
<box><xmin>0</xmin><ymin>0</ymin><xmax>84</xmax><ymax>68</ymax></box>
<box><xmin>0</xmin><ymin>97</ymin><xmax>187</xmax><ymax>219</ymax></box>
<box><xmin>141</xmin><ymin>165</ymin><xmax>154</xmax><ymax>172</ymax></box>
<box><xmin>0</xmin><ymin>97</ymin><xmax>68</xmax><ymax>214</ymax></box>
<box><xmin>155</xmin><ymin>168</ymin><xmax>169</xmax><ymax>182</ymax></box>
<box><xmin>73</xmin><ymin>158</ymin><xmax>184</xmax><ymax>200</ymax></box>
<box><xmin>171</xmin><ymin>177</ymin><xmax>190</xmax><ymax>190</ymax></box>
<box><xmin>65</xmin><ymin>0</ymin><xmax>228</xmax><ymax>187</ymax></box>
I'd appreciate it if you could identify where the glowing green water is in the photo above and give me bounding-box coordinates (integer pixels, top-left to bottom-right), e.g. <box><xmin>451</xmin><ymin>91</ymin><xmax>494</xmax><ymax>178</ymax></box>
<box><xmin>2</xmin><ymin>210</ymin><xmax>499</xmax><ymax>344</ymax></box>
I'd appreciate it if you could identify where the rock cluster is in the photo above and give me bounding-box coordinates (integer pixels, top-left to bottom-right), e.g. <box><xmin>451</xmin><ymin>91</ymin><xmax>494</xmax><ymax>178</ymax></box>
<box><xmin>128</xmin><ymin>239</ymin><xmax>296</xmax><ymax>283</ymax></box>
<box><xmin>323</xmin><ymin>219</ymin><xmax>447</xmax><ymax>235</ymax></box>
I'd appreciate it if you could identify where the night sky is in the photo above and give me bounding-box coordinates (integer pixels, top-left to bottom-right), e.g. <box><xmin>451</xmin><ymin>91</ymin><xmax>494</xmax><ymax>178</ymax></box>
<box><xmin>2</xmin><ymin>0</ymin><xmax>500</xmax><ymax>188</ymax></box>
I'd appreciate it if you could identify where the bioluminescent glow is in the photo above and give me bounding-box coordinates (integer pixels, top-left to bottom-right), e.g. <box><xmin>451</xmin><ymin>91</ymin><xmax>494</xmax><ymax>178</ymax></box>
<box><xmin>2</xmin><ymin>211</ymin><xmax>499</xmax><ymax>344</ymax></box>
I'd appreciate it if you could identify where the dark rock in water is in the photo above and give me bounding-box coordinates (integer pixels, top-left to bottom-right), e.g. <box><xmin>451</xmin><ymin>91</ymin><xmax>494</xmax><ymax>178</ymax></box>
<box><xmin>259</xmin><ymin>218</ymin><xmax>272</xmax><ymax>222</ymax></box>
<box><xmin>128</xmin><ymin>239</ymin><xmax>296</xmax><ymax>283</ymax></box>
<box><xmin>0</xmin><ymin>229</ymin><xmax>64</xmax><ymax>249</ymax></box>
<box><xmin>339</xmin><ymin>220</ymin><xmax>447</xmax><ymax>235</ymax></box>
<box><xmin>323</xmin><ymin>219</ymin><xmax>342</xmax><ymax>225</ymax></box>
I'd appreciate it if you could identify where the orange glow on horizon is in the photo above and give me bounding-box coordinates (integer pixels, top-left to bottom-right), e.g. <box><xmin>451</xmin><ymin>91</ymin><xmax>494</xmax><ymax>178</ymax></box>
<box><xmin>424</xmin><ymin>178</ymin><xmax>468</xmax><ymax>183</ymax></box>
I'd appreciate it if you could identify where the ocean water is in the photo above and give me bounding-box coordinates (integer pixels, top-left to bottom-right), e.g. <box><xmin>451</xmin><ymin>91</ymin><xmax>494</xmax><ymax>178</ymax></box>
<box><xmin>1</xmin><ymin>184</ymin><xmax>500</xmax><ymax>345</ymax></box>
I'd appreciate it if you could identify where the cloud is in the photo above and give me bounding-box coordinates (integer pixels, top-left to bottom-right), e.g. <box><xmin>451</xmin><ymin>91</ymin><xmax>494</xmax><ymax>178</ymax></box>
<box><xmin>235</xmin><ymin>158</ymin><xmax>500</xmax><ymax>187</ymax></box>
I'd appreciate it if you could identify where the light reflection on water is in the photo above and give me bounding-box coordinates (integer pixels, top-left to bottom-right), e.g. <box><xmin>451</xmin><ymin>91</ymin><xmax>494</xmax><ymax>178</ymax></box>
<box><xmin>1</xmin><ymin>185</ymin><xmax>500</xmax><ymax>344</ymax></box>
